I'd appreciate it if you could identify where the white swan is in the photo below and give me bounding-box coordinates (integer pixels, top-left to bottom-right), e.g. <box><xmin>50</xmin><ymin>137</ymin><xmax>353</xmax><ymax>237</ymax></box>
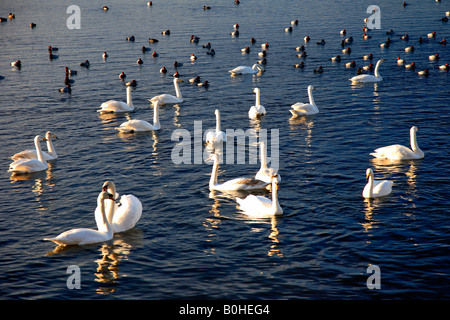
<box><xmin>349</xmin><ymin>59</ymin><xmax>385</xmax><ymax>83</ymax></box>
<box><xmin>290</xmin><ymin>85</ymin><xmax>319</xmax><ymax>117</ymax></box>
<box><xmin>207</xmin><ymin>153</ymin><xmax>269</xmax><ymax>191</ymax></box>
<box><xmin>116</xmin><ymin>100</ymin><xmax>161</xmax><ymax>133</ymax></box>
<box><xmin>206</xmin><ymin>109</ymin><xmax>227</xmax><ymax>144</ymax></box>
<box><xmin>44</xmin><ymin>191</ymin><xmax>115</xmax><ymax>246</ymax></box>
<box><xmin>236</xmin><ymin>174</ymin><xmax>282</xmax><ymax>217</ymax></box>
<box><xmin>370</xmin><ymin>126</ymin><xmax>424</xmax><ymax>160</ymax></box>
<box><xmin>255</xmin><ymin>141</ymin><xmax>281</xmax><ymax>183</ymax></box>
<box><xmin>98</xmin><ymin>86</ymin><xmax>135</xmax><ymax>113</ymax></box>
<box><xmin>248</xmin><ymin>88</ymin><xmax>266</xmax><ymax>118</ymax></box>
<box><xmin>9</xmin><ymin>135</ymin><xmax>48</xmax><ymax>174</ymax></box>
<box><xmin>363</xmin><ymin>168</ymin><xmax>393</xmax><ymax>199</ymax></box>
<box><xmin>229</xmin><ymin>64</ymin><xmax>263</xmax><ymax>75</ymax></box>
<box><xmin>150</xmin><ymin>78</ymin><xmax>183</xmax><ymax>105</ymax></box>
<box><xmin>11</xmin><ymin>131</ymin><xmax>58</xmax><ymax>161</ymax></box>
<box><xmin>95</xmin><ymin>181</ymin><xmax>142</xmax><ymax>233</ymax></box>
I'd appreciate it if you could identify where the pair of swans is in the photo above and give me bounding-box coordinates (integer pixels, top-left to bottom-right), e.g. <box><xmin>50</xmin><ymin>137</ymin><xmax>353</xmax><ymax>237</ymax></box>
<box><xmin>370</xmin><ymin>126</ymin><xmax>424</xmax><ymax>160</ymax></box>
<box><xmin>229</xmin><ymin>64</ymin><xmax>264</xmax><ymax>75</ymax></box>
<box><xmin>98</xmin><ymin>86</ymin><xmax>135</xmax><ymax>113</ymax></box>
<box><xmin>9</xmin><ymin>135</ymin><xmax>49</xmax><ymax>174</ymax></box>
<box><xmin>350</xmin><ymin>59</ymin><xmax>385</xmax><ymax>83</ymax></box>
<box><xmin>290</xmin><ymin>85</ymin><xmax>319</xmax><ymax>117</ymax></box>
<box><xmin>249</xmin><ymin>88</ymin><xmax>266</xmax><ymax>119</ymax></box>
<box><xmin>44</xmin><ymin>181</ymin><xmax>142</xmax><ymax>246</ymax></box>
<box><xmin>11</xmin><ymin>131</ymin><xmax>58</xmax><ymax>161</ymax></box>
<box><xmin>206</xmin><ymin>109</ymin><xmax>227</xmax><ymax>144</ymax></box>
<box><xmin>116</xmin><ymin>100</ymin><xmax>161</xmax><ymax>132</ymax></box>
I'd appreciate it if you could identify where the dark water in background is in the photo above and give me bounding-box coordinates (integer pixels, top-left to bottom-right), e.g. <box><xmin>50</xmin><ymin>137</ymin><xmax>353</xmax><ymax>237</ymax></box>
<box><xmin>0</xmin><ymin>0</ymin><xmax>449</xmax><ymax>300</ymax></box>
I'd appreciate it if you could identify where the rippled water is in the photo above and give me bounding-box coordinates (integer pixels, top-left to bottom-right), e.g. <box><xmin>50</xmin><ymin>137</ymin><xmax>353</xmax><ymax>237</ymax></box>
<box><xmin>0</xmin><ymin>0</ymin><xmax>449</xmax><ymax>300</ymax></box>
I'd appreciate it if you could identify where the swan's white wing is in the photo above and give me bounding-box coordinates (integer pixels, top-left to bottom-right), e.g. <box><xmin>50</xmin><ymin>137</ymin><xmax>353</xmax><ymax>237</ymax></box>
<box><xmin>11</xmin><ymin>149</ymin><xmax>54</xmax><ymax>161</ymax></box>
<box><xmin>349</xmin><ymin>75</ymin><xmax>380</xmax><ymax>83</ymax></box>
<box><xmin>44</xmin><ymin>227</ymin><xmax>110</xmax><ymax>246</ymax></box>
<box><xmin>150</xmin><ymin>94</ymin><xmax>181</xmax><ymax>104</ymax></box>
<box><xmin>98</xmin><ymin>100</ymin><xmax>133</xmax><ymax>113</ymax></box>
<box><xmin>290</xmin><ymin>103</ymin><xmax>318</xmax><ymax>115</ymax></box>
<box><xmin>229</xmin><ymin>66</ymin><xmax>253</xmax><ymax>74</ymax></box>
<box><xmin>237</xmin><ymin>195</ymin><xmax>273</xmax><ymax>216</ymax></box>
<box><xmin>217</xmin><ymin>177</ymin><xmax>269</xmax><ymax>191</ymax></box>
<box><xmin>116</xmin><ymin>119</ymin><xmax>155</xmax><ymax>132</ymax></box>
<box><xmin>370</xmin><ymin>144</ymin><xmax>414</xmax><ymax>160</ymax></box>
<box><xmin>112</xmin><ymin>195</ymin><xmax>142</xmax><ymax>233</ymax></box>
<box><xmin>9</xmin><ymin>158</ymin><xmax>47</xmax><ymax>173</ymax></box>
<box><xmin>373</xmin><ymin>180</ymin><xmax>393</xmax><ymax>197</ymax></box>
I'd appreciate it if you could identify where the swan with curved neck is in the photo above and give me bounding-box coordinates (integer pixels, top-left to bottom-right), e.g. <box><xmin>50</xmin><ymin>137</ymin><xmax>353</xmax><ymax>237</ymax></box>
<box><xmin>249</xmin><ymin>88</ymin><xmax>266</xmax><ymax>118</ymax></box>
<box><xmin>207</xmin><ymin>153</ymin><xmax>269</xmax><ymax>191</ymax></box>
<box><xmin>150</xmin><ymin>78</ymin><xmax>183</xmax><ymax>105</ymax></box>
<box><xmin>363</xmin><ymin>168</ymin><xmax>393</xmax><ymax>198</ymax></box>
<box><xmin>206</xmin><ymin>109</ymin><xmax>227</xmax><ymax>144</ymax></box>
<box><xmin>255</xmin><ymin>141</ymin><xmax>281</xmax><ymax>183</ymax></box>
<box><xmin>95</xmin><ymin>181</ymin><xmax>142</xmax><ymax>233</ymax></box>
<box><xmin>116</xmin><ymin>100</ymin><xmax>161</xmax><ymax>133</ymax></box>
<box><xmin>290</xmin><ymin>85</ymin><xmax>319</xmax><ymax>117</ymax></box>
<box><xmin>349</xmin><ymin>59</ymin><xmax>385</xmax><ymax>83</ymax></box>
<box><xmin>229</xmin><ymin>64</ymin><xmax>263</xmax><ymax>75</ymax></box>
<box><xmin>11</xmin><ymin>131</ymin><xmax>58</xmax><ymax>161</ymax></box>
<box><xmin>370</xmin><ymin>126</ymin><xmax>424</xmax><ymax>160</ymax></box>
<box><xmin>44</xmin><ymin>191</ymin><xmax>115</xmax><ymax>246</ymax></box>
<box><xmin>9</xmin><ymin>135</ymin><xmax>48</xmax><ymax>173</ymax></box>
<box><xmin>98</xmin><ymin>86</ymin><xmax>135</xmax><ymax>113</ymax></box>
<box><xmin>236</xmin><ymin>174</ymin><xmax>282</xmax><ymax>217</ymax></box>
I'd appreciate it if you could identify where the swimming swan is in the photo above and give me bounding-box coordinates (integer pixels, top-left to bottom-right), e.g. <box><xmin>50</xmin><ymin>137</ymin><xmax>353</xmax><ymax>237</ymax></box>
<box><xmin>206</xmin><ymin>109</ymin><xmax>227</xmax><ymax>144</ymax></box>
<box><xmin>9</xmin><ymin>135</ymin><xmax>48</xmax><ymax>174</ymax></box>
<box><xmin>98</xmin><ymin>86</ymin><xmax>135</xmax><ymax>113</ymax></box>
<box><xmin>95</xmin><ymin>181</ymin><xmax>142</xmax><ymax>233</ymax></box>
<box><xmin>229</xmin><ymin>64</ymin><xmax>263</xmax><ymax>75</ymax></box>
<box><xmin>290</xmin><ymin>85</ymin><xmax>319</xmax><ymax>117</ymax></box>
<box><xmin>116</xmin><ymin>100</ymin><xmax>161</xmax><ymax>132</ymax></box>
<box><xmin>255</xmin><ymin>141</ymin><xmax>281</xmax><ymax>183</ymax></box>
<box><xmin>349</xmin><ymin>59</ymin><xmax>385</xmax><ymax>83</ymax></box>
<box><xmin>248</xmin><ymin>88</ymin><xmax>266</xmax><ymax>118</ymax></box>
<box><xmin>150</xmin><ymin>78</ymin><xmax>183</xmax><ymax>105</ymax></box>
<box><xmin>11</xmin><ymin>131</ymin><xmax>58</xmax><ymax>161</ymax></box>
<box><xmin>236</xmin><ymin>174</ymin><xmax>282</xmax><ymax>217</ymax></box>
<box><xmin>362</xmin><ymin>168</ymin><xmax>393</xmax><ymax>198</ymax></box>
<box><xmin>370</xmin><ymin>126</ymin><xmax>424</xmax><ymax>160</ymax></box>
<box><xmin>44</xmin><ymin>191</ymin><xmax>115</xmax><ymax>246</ymax></box>
<box><xmin>207</xmin><ymin>153</ymin><xmax>269</xmax><ymax>191</ymax></box>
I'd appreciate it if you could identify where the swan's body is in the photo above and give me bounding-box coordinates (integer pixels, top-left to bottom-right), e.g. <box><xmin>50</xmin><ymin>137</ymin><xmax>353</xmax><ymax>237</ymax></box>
<box><xmin>363</xmin><ymin>168</ymin><xmax>393</xmax><ymax>199</ymax></box>
<box><xmin>150</xmin><ymin>78</ymin><xmax>183</xmax><ymax>105</ymax></box>
<box><xmin>236</xmin><ymin>175</ymin><xmax>282</xmax><ymax>217</ymax></box>
<box><xmin>229</xmin><ymin>64</ymin><xmax>263</xmax><ymax>75</ymax></box>
<box><xmin>206</xmin><ymin>109</ymin><xmax>227</xmax><ymax>144</ymax></box>
<box><xmin>98</xmin><ymin>86</ymin><xmax>134</xmax><ymax>113</ymax></box>
<box><xmin>207</xmin><ymin>154</ymin><xmax>269</xmax><ymax>191</ymax></box>
<box><xmin>248</xmin><ymin>88</ymin><xmax>266</xmax><ymax>118</ymax></box>
<box><xmin>370</xmin><ymin>126</ymin><xmax>424</xmax><ymax>160</ymax></box>
<box><xmin>11</xmin><ymin>131</ymin><xmax>58</xmax><ymax>161</ymax></box>
<box><xmin>255</xmin><ymin>141</ymin><xmax>281</xmax><ymax>183</ymax></box>
<box><xmin>116</xmin><ymin>100</ymin><xmax>161</xmax><ymax>132</ymax></box>
<box><xmin>44</xmin><ymin>191</ymin><xmax>114</xmax><ymax>246</ymax></box>
<box><xmin>95</xmin><ymin>181</ymin><xmax>142</xmax><ymax>233</ymax></box>
<box><xmin>9</xmin><ymin>135</ymin><xmax>48</xmax><ymax>174</ymax></box>
<box><xmin>350</xmin><ymin>59</ymin><xmax>385</xmax><ymax>83</ymax></box>
<box><xmin>290</xmin><ymin>85</ymin><xmax>319</xmax><ymax>117</ymax></box>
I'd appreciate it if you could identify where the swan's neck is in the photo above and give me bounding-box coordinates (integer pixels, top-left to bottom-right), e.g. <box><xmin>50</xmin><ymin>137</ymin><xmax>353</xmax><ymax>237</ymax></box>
<box><xmin>209</xmin><ymin>157</ymin><xmax>219</xmax><ymax>188</ymax></box>
<box><xmin>153</xmin><ymin>103</ymin><xmax>160</xmax><ymax>128</ymax></box>
<box><xmin>126</xmin><ymin>87</ymin><xmax>133</xmax><ymax>106</ymax></box>
<box><xmin>46</xmin><ymin>137</ymin><xmax>57</xmax><ymax>157</ymax></box>
<box><xmin>271</xmin><ymin>180</ymin><xmax>282</xmax><ymax>214</ymax></box>
<box><xmin>410</xmin><ymin>129</ymin><xmax>420</xmax><ymax>153</ymax></box>
<box><xmin>260</xmin><ymin>142</ymin><xmax>268</xmax><ymax>169</ymax></box>
<box><xmin>215</xmin><ymin>111</ymin><xmax>221</xmax><ymax>132</ymax></box>
<box><xmin>374</xmin><ymin>62</ymin><xmax>382</xmax><ymax>79</ymax></box>
<box><xmin>367</xmin><ymin>174</ymin><xmax>374</xmax><ymax>198</ymax></box>
<box><xmin>255</xmin><ymin>89</ymin><xmax>261</xmax><ymax>106</ymax></box>
<box><xmin>35</xmin><ymin>138</ymin><xmax>46</xmax><ymax>164</ymax></box>
<box><xmin>98</xmin><ymin>193</ymin><xmax>113</xmax><ymax>236</ymax></box>
<box><xmin>174</xmin><ymin>80</ymin><xmax>182</xmax><ymax>99</ymax></box>
<box><xmin>308</xmin><ymin>87</ymin><xmax>316</xmax><ymax>106</ymax></box>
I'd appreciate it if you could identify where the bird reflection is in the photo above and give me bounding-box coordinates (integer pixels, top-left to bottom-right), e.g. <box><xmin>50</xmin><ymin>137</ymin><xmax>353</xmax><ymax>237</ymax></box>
<box><xmin>267</xmin><ymin>217</ymin><xmax>283</xmax><ymax>257</ymax></box>
<box><xmin>362</xmin><ymin>198</ymin><xmax>377</xmax><ymax>238</ymax></box>
<box><xmin>173</xmin><ymin>104</ymin><xmax>181</xmax><ymax>127</ymax></box>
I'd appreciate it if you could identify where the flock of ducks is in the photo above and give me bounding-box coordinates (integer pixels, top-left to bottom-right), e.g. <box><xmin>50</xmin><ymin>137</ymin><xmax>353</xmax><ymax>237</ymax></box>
<box><xmin>3</xmin><ymin>1</ymin><xmax>444</xmax><ymax>246</ymax></box>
